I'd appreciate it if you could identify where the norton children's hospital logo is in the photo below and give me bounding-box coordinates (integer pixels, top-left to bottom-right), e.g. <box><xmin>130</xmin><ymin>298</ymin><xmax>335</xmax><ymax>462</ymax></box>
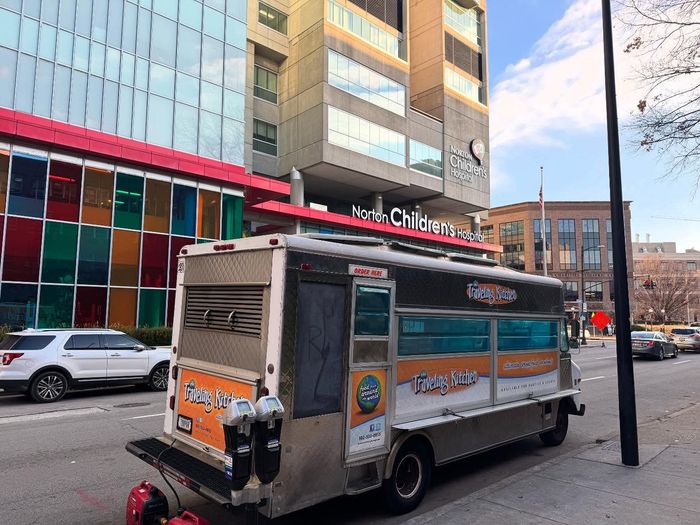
<box><xmin>413</xmin><ymin>369</ymin><xmax>479</xmax><ymax>396</ymax></box>
<box><xmin>466</xmin><ymin>280</ymin><xmax>517</xmax><ymax>305</ymax></box>
<box><xmin>183</xmin><ymin>380</ymin><xmax>241</xmax><ymax>414</ymax></box>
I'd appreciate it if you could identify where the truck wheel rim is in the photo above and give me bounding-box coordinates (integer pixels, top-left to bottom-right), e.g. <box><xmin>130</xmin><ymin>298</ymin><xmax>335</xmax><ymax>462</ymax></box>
<box><xmin>37</xmin><ymin>375</ymin><xmax>64</xmax><ymax>400</ymax></box>
<box><xmin>152</xmin><ymin>367</ymin><xmax>168</xmax><ymax>389</ymax></box>
<box><xmin>396</xmin><ymin>453</ymin><xmax>422</xmax><ymax>499</ymax></box>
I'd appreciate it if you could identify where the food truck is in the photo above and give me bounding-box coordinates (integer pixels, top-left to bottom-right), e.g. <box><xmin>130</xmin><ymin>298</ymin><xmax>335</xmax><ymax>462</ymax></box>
<box><xmin>127</xmin><ymin>234</ymin><xmax>584</xmax><ymax>519</ymax></box>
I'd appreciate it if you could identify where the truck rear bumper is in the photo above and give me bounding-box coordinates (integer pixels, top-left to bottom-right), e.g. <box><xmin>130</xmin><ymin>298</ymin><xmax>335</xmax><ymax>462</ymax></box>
<box><xmin>126</xmin><ymin>438</ymin><xmax>232</xmax><ymax>508</ymax></box>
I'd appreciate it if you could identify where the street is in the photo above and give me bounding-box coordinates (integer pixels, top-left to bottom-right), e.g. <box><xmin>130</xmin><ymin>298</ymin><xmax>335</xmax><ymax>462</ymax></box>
<box><xmin>1</xmin><ymin>341</ymin><xmax>699</xmax><ymax>524</ymax></box>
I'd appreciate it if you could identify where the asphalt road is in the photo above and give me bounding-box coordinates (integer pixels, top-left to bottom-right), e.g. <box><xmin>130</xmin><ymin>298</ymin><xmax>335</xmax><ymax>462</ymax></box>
<box><xmin>1</xmin><ymin>341</ymin><xmax>699</xmax><ymax>525</ymax></box>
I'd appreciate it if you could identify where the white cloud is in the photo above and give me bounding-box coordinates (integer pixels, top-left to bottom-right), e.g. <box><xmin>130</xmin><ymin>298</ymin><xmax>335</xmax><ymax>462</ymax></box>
<box><xmin>489</xmin><ymin>0</ymin><xmax>644</xmax><ymax>152</ymax></box>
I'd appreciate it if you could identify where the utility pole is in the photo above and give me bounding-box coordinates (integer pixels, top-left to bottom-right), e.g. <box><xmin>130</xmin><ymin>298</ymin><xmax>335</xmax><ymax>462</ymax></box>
<box><xmin>601</xmin><ymin>0</ymin><xmax>639</xmax><ymax>466</ymax></box>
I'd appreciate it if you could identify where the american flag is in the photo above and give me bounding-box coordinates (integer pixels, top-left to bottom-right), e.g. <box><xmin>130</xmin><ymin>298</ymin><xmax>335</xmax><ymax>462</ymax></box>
<box><xmin>539</xmin><ymin>185</ymin><xmax>543</xmax><ymax>208</ymax></box>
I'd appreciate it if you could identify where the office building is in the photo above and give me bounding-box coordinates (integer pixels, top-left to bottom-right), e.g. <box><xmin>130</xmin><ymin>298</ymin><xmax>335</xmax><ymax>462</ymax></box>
<box><xmin>0</xmin><ymin>0</ymin><xmax>496</xmax><ymax>328</ymax></box>
<box><xmin>481</xmin><ymin>201</ymin><xmax>634</xmax><ymax>320</ymax></box>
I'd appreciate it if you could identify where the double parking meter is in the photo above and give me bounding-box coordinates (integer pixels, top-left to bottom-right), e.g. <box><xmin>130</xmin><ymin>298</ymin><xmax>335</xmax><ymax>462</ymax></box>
<box><xmin>223</xmin><ymin>399</ymin><xmax>257</xmax><ymax>490</ymax></box>
<box><xmin>253</xmin><ymin>396</ymin><xmax>285</xmax><ymax>484</ymax></box>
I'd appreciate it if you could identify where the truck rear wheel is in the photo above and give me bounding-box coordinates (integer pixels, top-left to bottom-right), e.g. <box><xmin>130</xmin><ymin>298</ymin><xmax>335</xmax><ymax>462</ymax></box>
<box><xmin>382</xmin><ymin>441</ymin><xmax>432</xmax><ymax>515</ymax></box>
<box><xmin>539</xmin><ymin>403</ymin><xmax>569</xmax><ymax>446</ymax></box>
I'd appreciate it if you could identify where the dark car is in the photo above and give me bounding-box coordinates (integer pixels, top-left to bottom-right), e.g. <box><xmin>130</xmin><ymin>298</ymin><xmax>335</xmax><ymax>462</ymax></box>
<box><xmin>669</xmin><ymin>328</ymin><xmax>700</xmax><ymax>351</ymax></box>
<box><xmin>631</xmin><ymin>331</ymin><xmax>678</xmax><ymax>360</ymax></box>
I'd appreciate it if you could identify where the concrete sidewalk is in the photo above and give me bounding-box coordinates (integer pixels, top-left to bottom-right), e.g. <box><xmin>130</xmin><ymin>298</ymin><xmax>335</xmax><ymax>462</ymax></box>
<box><xmin>407</xmin><ymin>402</ymin><xmax>700</xmax><ymax>525</ymax></box>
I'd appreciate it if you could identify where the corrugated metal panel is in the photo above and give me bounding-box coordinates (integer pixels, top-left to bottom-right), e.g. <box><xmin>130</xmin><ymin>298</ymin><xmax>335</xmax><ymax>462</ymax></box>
<box><xmin>185</xmin><ymin>285</ymin><xmax>264</xmax><ymax>337</ymax></box>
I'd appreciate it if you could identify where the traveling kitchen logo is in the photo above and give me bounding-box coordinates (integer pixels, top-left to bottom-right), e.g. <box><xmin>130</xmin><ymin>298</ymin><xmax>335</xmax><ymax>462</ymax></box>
<box><xmin>413</xmin><ymin>368</ymin><xmax>479</xmax><ymax>396</ymax></box>
<box><xmin>183</xmin><ymin>379</ymin><xmax>244</xmax><ymax>414</ymax></box>
<box><xmin>466</xmin><ymin>281</ymin><xmax>517</xmax><ymax>305</ymax></box>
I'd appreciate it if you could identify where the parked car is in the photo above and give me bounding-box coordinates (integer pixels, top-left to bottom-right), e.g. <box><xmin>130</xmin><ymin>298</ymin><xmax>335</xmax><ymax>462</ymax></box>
<box><xmin>631</xmin><ymin>331</ymin><xmax>678</xmax><ymax>360</ymax></box>
<box><xmin>0</xmin><ymin>329</ymin><xmax>171</xmax><ymax>402</ymax></box>
<box><xmin>669</xmin><ymin>328</ymin><xmax>700</xmax><ymax>351</ymax></box>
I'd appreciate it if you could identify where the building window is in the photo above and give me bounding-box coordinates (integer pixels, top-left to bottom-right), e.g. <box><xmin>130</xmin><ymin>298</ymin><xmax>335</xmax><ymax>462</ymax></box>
<box><xmin>534</xmin><ymin>219</ymin><xmax>552</xmax><ymax>271</ymax></box>
<box><xmin>254</xmin><ymin>65</ymin><xmax>278</xmax><ymax>103</ymax></box>
<box><xmin>253</xmin><ymin>119</ymin><xmax>278</xmax><ymax>156</ymax></box>
<box><xmin>499</xmin><ymin>220</ymin><xmax>525</xmax><ymax>270</ymax></box>
<box><xmin>327</xmin><ymin>106</ymin><xmax>405</xmax><ymax>166</ymax></box>
<box><xmin>327</xmin><ymin>0</ymin><xmax>405</xmax><ymax>60</ymax></box>
<box><xmin>689</xmin><ymin>261</ymin><xmax>697</xmax><ymax>271</ymax></box>
<box><xmin>564</xmin><ymin>282</ymin><xmax>578</xmax><ymax>302</ymax></box>
<box><xmin>481</xmin><ymin>224</ymin><xmax>494</xmax><ymax>245</ymax></box>
<box><xmin>606</xmin><ymin>219</ymin><xmax>613</xmax><ymax>269</ymax></box>
<box><xmin>558</xmin><ymin>219</ymin><xmax>577</xmax><ymax>270</ymax></box>
<box><xmin>328</xmin><ymin>49</ymin><xmax>405</xmax><ymax>116</ymax></box>
<box><xmin>582</xmin><ymin>219</ymin><xmax>601</xmax><ymax>270</ymax></box>
<box><xmin>443</xmin><ymin>0</ymin><xmax>482</xmax><ymax>47</ymax></box>
<box><xmin>409</xmin><ymin>140</ymin><xmax>443</xmax><ymax>178</ymax></box>
<box><xmin>258</xmin><ymin>2</ymin><xmax>287</xmax><ymax>35</ymax></box>
<box><xmin>584</xmin><ymin>281</ymin><xmax>603</xmax><ymax>302</ymax></box>
<box><xmin>444</xmin><ymin>66</ymin><xmax>484</xmax><ymax>104</ymax></box>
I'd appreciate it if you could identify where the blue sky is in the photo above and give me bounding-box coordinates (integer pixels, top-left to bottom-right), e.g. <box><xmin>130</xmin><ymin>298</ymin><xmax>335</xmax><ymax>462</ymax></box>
<box><xmin>486</xmin><ymin>0</ymin><xmax>699</xmax><ymax>251</ymax></box>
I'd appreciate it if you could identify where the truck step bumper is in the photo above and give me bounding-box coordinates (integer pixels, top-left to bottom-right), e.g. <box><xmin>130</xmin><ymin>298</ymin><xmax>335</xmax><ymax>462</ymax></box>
<box><xmin>126</xmin><ymin>438</ymin><xmax>232</xmax><ymax>507</ymax></box>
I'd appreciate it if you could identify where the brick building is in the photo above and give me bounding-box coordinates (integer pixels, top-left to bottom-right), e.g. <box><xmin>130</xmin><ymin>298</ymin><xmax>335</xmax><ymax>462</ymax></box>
<box><xmin>481</xmin><ymin>201</ymin><xmax>634</xmax><ymax>321</ymax></box>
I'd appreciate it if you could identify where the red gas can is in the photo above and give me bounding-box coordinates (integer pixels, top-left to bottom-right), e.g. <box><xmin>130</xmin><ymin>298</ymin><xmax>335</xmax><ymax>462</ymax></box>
<box><xmin>126</xmin><ymin>481</ymin><xmax>169</xmax><ymax>525</ymax></box>
<box><xmin>167</xmin><ymin>510</ymin><xmax>211</xmax><ymax>525</ymax></box>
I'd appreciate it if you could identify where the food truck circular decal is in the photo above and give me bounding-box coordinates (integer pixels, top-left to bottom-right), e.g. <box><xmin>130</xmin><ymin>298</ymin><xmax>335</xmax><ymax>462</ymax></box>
<box><xmin>466</xmin><ymin>280</ymin><xmax>517</xmax><ymax>305</ymax></box>
<box><xmin>356</xmin><ymin>374</ymin><xmax>382</xmax><ymax>413</ymax></box>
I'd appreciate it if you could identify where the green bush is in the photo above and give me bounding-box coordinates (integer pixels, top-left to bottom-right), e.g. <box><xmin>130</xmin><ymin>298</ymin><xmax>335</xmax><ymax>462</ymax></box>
<box><xmin>110</xmin><ymin>325</ymin><xmax>173</xmax><ymax>346</ymax></box>
<box><xmin>0</xmin><ymin>325</ymin><xmax>12</xmax><ymax>340</ymax></box>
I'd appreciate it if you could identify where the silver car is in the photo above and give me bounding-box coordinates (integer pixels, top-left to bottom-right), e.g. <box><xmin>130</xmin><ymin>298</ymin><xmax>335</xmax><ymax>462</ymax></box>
<box><xmin>670</xmin><ymin>328</ymin><xmax>700</xmax><ymax>351</ymax></box>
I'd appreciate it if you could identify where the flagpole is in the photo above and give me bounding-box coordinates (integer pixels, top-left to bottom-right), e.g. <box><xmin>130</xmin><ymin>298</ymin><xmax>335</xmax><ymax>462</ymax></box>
<box><xmin>540</xmin><ymin>166</ymin><xmax>548</xmax><ymax>277</ymax></box>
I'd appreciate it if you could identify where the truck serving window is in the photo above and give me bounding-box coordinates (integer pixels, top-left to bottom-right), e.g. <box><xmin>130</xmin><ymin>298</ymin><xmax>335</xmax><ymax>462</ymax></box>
<box><xmin>497</xmin><ymin>320</ymin><xmax>558</xmax><ymax>351</ymax></box>
<box><xmin>398</xmin><ymin>317</ymin><xmax>490</xmax><ymax>356</ymax></box>
<box><xmin>354</xmin><ymin>286</ymin><xmax>390</xmax><ymax>336</ymax></box>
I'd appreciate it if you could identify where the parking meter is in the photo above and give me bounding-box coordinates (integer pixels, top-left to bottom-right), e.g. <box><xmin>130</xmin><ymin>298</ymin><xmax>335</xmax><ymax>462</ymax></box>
<box><xmin>253</xmin><ymin>396</ymin><xmax>285</xmax><ymax>484</ymax></box>
<box><xmin>222</xmin><ymin>398</ymin><xmax>257</xmax><ymax>491</ymax></box>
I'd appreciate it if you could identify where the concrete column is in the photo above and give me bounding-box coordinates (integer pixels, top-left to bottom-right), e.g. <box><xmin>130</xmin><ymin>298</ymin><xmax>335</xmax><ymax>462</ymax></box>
<box><xmin>371</xmin><ymin>192</ymin><xmax>383</xmax><ymax>215</ymax></box>
<box><xmin>290</xmin><ymin>167</ymin><xmax>304</xmax><ymax>207</ymax></box>
<box><xmin>473</xmin><ymin>214</ymin><xmax>481</xmax><ymax>234</ymax></box>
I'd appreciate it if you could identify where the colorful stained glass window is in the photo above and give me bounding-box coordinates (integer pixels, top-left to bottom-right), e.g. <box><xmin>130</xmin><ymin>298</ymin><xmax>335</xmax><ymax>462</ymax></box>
<box><xmin>198</xmin><ymin>188</ymin><xmax>220</xmax><ymax>239</ymax></box>
<box><xmin>108</xmin><ymin>287</ymin><xmax>137</xmax><ymax>326</ymax></box>
<box><xmin>74</xmin><ymin>286</ymin><xmax>107</xmax><ymax>327</ymax></box>
<box><xmin>0</xmin><ymin>283</ymin><xmax>38</xmax><ymax>328</ymax></box>
<box><xmin>41</xmin><ymin>221</ymin><xmax>78</xmax><ymax>283</ymax></box>
<box><xmin>171</xmin><ymin>184</ymin><xmax>196</xmax><ymax>236</ymax></box>
<box><xmin>8</xmin><ymin>153</ymin><xmax>47</xmax><ymax>218</ymax></box>
<box><xmin>141</xmin><ymin>233</ymin><xmax>168</xmax><ymax>288</ymax></box>
<box><xmin>3</xmin><ymin>216</ymin><xmax>42</xmax><ymax>282</ymax></box>
<box><xmin>110</xmin><ymin>229</ymin><xmax>140</xmax><ymax>286</ymax></box>
<box><xmin>138</xmin><ymin>288</ymin><xmax>165</xmax><ymax>327</ymax></box>
<box><xmin>169</xmin><ymin>236</ymin><xmax>193</xmax><ymax>287</ymax></box>
<box><xmin>0</xmin><ymin>148</ymin><xmax>9</xmax><ymax>214</ymax></box>
<box><xmin>46</xmin><ymin>160</ymin><xmax>82</xmax><ymax>222</ymax></box>
<box><xmin>114</xmin><ymin>172</ymin><xmax>144</xmax><ymax>230</ymax></box>
<box><xmin>221</xmin><ymin>193</ymin><xmax>242</xmax><ymax>239</ymax></box>
<box><xmin>167</xmin><ymin>289</ymin><xmax>176</xmax><ymax>326</ymax></box>
<box><xmin>77</xmin><ymin>225</ymin><xmax>110</xmax><ymax>285</ymax></box>
<box><xmin>144</xmin><ymin>178</ymin><xmax>171</xmax><ymax>233</ymax></box>
<box><xmin>38</xmin><ymin>285</ymin><xmax>74</xmax><ymax>328</ymax></box>
<box><xmin>81</xmin><ymin>166</ymin><xmax>113</xmax><ymax>226</ymax></box>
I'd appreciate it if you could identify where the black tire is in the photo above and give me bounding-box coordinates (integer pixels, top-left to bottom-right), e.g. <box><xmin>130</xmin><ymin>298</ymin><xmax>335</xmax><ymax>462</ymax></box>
<box><xmin>30</xmin><ymin>370</ymin><xmax>68</xmax><ymax>403</ymax></box>
<box><xmin>657</xmin><ymin>345</ymin><xmax>665</xmax><ymax>361</ymax></box>
<box><xmin>540</xmin><ymin>403</ymin><xmax>569</xmax><ymax>446</ymax></box>
<box><xmin>383</xmin><ymin>440</ymin><xmax>432</xmax><ymax>515</ymax></box>
<box><xmin>148</xmin><ymin>364</ymin><xmax>169</xmax><ymax>391</ymax></box>
<box><xmin>672</xmin><ymin>346</ymin><xmax>679</xmax><ymax>358</ymax></box>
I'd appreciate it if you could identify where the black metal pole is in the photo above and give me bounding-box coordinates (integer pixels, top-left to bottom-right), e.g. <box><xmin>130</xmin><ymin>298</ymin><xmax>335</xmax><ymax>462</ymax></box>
<box><xmin>601</xmin><ymin>0</ymin><xmax>639</xmax><ymax>466</ymax></box>
<box><xmin>580</xmin><ymin>244</ymin><xmax>587</xmax><ymax>345</ymax></box>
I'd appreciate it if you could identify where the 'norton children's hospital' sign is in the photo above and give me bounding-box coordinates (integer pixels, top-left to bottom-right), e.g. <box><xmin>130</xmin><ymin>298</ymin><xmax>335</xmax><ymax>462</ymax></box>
<box><xmin>448</xmin><ymin>139</ymin><xmax>488</xmax><ymax>183</ymax></box>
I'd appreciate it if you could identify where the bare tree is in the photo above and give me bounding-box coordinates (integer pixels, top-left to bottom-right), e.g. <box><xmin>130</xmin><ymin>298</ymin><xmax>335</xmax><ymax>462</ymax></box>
<box><xmin>617</xmin><ymin>0</ymin><xmax>700</xmax><ymax>190</ymax></box>
<box><xmin>634</xmin><ymin>254</ymin><xmax>696</xmax><ymax>322</ymax></box>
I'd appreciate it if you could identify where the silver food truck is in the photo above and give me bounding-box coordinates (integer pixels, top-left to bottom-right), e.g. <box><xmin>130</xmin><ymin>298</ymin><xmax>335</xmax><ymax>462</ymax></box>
<box><xmin>127</xmin><ymin>234</ymin><xmax>584</xmax><ymax>519</ymax></box>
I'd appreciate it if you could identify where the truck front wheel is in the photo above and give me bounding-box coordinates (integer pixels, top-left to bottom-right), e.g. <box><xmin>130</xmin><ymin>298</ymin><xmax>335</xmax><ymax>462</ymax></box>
<box><xmin>539</xmin><ymin>403</ymin><xmax>569</xmax><ymax>446</ymax></box>
<box><xmin>382</xmin><ymin>440</ymin><xmax>432</xmax><ymax>515</ymax></box>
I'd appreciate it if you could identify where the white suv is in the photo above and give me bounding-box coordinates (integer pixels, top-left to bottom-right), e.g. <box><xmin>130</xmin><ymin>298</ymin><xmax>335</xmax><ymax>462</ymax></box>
<box><xmin>0</xmin><ymin>329</ymin><xmax>171</xmax><ymax>403</ymax></box>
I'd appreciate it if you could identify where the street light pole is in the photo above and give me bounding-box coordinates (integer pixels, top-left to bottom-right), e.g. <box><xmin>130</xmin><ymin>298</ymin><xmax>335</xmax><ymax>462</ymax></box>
<box><xmin>601</xmin><ymin>0</ymin><xmax>639</xmax><ymax>467</ymax></box>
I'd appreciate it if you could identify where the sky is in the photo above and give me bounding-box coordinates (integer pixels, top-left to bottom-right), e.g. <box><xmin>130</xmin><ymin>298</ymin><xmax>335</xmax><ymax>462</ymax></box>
<box><xmin>486</xmin><ymin>0</ymin><xmax>700</xmax><ymax>252</ymax></box>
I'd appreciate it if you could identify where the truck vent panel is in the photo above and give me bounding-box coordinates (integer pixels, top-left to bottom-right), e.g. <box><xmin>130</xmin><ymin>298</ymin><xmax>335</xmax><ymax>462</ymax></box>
<box><xmin>184</xmin><ymin>285</ymin><xmax>264</xmax><ymax>337</ymax></box>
